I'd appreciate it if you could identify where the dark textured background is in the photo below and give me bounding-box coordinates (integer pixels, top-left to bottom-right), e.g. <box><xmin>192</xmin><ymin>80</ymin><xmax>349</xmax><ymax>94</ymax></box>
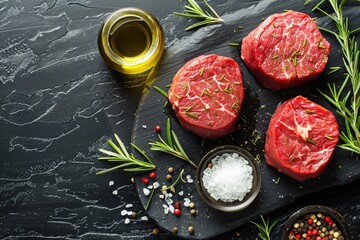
<box><xmin>0</xmin><ymin>0</ymin><xmax>359</xmax><ymax>239</ymax></box>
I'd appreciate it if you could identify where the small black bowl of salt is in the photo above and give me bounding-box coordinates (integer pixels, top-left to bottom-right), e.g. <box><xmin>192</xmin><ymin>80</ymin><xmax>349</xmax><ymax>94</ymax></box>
<box><xmin>196</xmin><ymin>145</ymin><xmax>261</xmax><ymax>212</ymax></box>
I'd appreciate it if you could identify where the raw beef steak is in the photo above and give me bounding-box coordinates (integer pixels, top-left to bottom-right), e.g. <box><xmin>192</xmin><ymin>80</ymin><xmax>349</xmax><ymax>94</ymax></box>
<box><xmin>168</xmin><ymin>54</ymin><xmax>244</xmax><ymax>139</ymax></box>
<box><xmin>241</xmin><ymin>10</ymin><xmax>330</xmax><ymax>90</ymax></box>
<box><xmin>265</xmin><ymin>96</ymin><xmax>339</xmax><ymax>181</ymax></box>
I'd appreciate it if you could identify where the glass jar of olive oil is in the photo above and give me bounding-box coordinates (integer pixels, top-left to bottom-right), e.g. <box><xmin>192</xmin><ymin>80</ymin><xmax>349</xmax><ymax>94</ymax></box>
<box><xmin>98</xmin><ymin>8</ymin><xmax>164</xmax><ymax>76</ymax></box>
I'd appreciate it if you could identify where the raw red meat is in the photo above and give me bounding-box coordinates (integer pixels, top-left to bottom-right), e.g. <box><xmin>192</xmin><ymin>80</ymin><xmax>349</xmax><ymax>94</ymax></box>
<box><xmin>168</xmin><ymin>54</ymin><xmax>244</xmax><ymax>139</ymax></box>
<box><xmin>241</xmin><ymin>10</ymin><xmax>330</xmax><ymax>90</ymax></box>
<box><xmin>265</xmin><ymin>96</ymin><xmax>339</xmax><ymax>181</ymax></box>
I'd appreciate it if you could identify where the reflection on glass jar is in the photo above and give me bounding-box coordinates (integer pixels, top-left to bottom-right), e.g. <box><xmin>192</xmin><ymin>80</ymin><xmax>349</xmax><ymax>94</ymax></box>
<box><xmin>98</xmin><ymin>8</ymin><xmax>164</xmax><ymax>87</ymax></box>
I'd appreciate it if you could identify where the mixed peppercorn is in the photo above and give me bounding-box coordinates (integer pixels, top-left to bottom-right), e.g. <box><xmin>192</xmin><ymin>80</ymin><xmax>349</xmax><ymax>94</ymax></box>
<box><xmin>287</xmin><ymin>212</ymin><xmax>344</xmax><ymax>240</ymax></box>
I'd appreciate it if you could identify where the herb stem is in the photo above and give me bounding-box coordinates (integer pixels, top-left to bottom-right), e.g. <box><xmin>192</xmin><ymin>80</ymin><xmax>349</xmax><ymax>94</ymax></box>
<box><xmin>174</xmin><ymin>0</ymin><xmax>224</xmax><ymax>31</ymax></box>
<box><xmin>314</xmin><ymin>0</ymin><xmax>360</xmax><ymax>155</ymax></box>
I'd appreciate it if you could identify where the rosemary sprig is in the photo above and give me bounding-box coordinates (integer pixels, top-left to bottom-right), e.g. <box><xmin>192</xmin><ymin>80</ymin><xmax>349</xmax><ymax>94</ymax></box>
<box><xmin>313</xmin><ymin>0</ymin><xmax>360</xmax><ymax>155</ymax></box>
<box><xmin>251</xmin><ymin>215</ymin><xmax>278</xmax><ymax>240</ymax></box>
<box><xmin>149</xmin><ymin>118</ymin><xmax>198</xmax><ymax>169</ymax></box>
<box><xmin>174</xmin><ymin>0</ymin><xmax>224</xmax><ymax>31</ymax></box>
<box><xmin>161</xmin><ymin>169</ymin><xmax>186</xmax><ymax>193</ymax></box>
<box><xmin>97</xmin><ymin>134</ymin><xmax>155</xmax><ymax>174</ymax></box>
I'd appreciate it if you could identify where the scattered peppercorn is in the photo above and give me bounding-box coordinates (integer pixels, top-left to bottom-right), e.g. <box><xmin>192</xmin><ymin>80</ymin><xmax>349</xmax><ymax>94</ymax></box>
<box><xmin>174</xmin><ymin>208</ymin><xmax>181</xmax><ymax>216</ymax></box>
<box><xmin>141</xmin><ymin>177</ymin><xmax>149</xmax><ymax>184</ymax></box>
<box><xmin>131</xmin><ymin>211</ymin><xmax>137</xmax><ymax>219</ymax></box>
<box><xmin>168</xmin><ymin>167</ymin><xmax>174</xmax><ymax>173</ymax></box>
<box><xmin>190</xmin><ymin>209</ymin><xmax>196</xmax><ymax>215</ymax></box>
<box><xmin>175</xmin><ymin>202</ymin><xmax>181</xmax><ymax>209</ymax></box>
<box><xmin>172</xmin><ymin>227</ymin><xmax>179</xmax><ymax>233</ymax></box>
<box><xmin>189</xmin><ymin>202</ymin><xmax>195</xmax><ymax>208</ymax></box>
<box><xmin>152</xmin><ymin>228</ymin><xmax>159</xmax><ymax>235</ymax></box>
<box><xmin>188</xmin><ymin>226</ymin><xmax>194</xmax><ymax>234</ymax></box>
<box><xmin>166</xmin><ymin>174</ymin><xmax>172</xmax><ymax>181</ymax></box>
<box><xmin>207</xmin><ymin>162</ymin><xmax>213</xmax><ymax>168</ymax></box>
<box><xmin>154</xmin><ymin>125</ymin><xmax>161</xmax><ymax>132</ymax></box>
<box><xmin>149</xmin><ymin>171</ymin><xmax>156</xmax><ymax>179</ymax></box>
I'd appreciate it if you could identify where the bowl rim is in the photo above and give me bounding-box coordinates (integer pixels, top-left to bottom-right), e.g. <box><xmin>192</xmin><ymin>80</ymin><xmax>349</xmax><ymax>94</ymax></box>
<box><xmin>195</xmin><ymin>145</ymin><xmax>261</xmax><ymax>212</ymax></box>
<box><xmin>281</xmin><ymin>205</ymin><xmax>350</xmax><ymax>240</ymax></box>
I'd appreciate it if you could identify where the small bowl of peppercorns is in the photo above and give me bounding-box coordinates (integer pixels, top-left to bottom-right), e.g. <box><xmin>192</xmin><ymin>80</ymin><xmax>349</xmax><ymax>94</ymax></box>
<box><xmin>282</xmin><ymin>205</ymin><xmax>349</xmax><ymax>240</ymax></box>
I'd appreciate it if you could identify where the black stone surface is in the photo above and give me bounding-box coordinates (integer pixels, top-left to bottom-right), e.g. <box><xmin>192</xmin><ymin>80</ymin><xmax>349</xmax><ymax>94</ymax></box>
<box><xmin>0</xmin><ymin>0</ymin><xmax>359</xmax><ymax>240</ymax></box>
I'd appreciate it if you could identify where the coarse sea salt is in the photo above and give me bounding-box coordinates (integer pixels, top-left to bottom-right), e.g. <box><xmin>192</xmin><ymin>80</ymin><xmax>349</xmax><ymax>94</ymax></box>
<box><xmin>202</xmin><ymin>153</ymin><xmax>253</xmax><ymax>202</ymax></box>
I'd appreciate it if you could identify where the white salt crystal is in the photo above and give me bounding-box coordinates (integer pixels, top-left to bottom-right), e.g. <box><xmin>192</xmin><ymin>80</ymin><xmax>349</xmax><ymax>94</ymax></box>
<box><xmin>112</xmin><ymin>190</ymin><xmax>118</xmax><ymax>195</ymax></box>
<box><xmin>143</xmin><ymin>188</ymin><xmax>150</xmax><ymax>196</ymax></box>
<box><xmin>124</xmin><ymin>218</ymin><xmax>130</xmax><ymax>224</ymax></box>
<box><xmin>168</xmin><ymin>204</ymin><xmax>175</xmax><ymax>213</ymax></box>
<box><xmin>127</xmin><ymin>211</ymin><xmax>133</xmax><ymax>216</ymax></box>
<box><xmin>187</xmin><ymin>178</ymin><xmax>194</xmax><ymax>183</ymax></box>
<box><xmin>141</xmin><ymin>216</ymin><xmax>148</xmax><ymax>221</ymax></box>
<box><xmin>148</xmin><ymin>185</ymin><xmax>153</xmax><ymax>189</ymax></box>
<box><xmin>125</xmin><ymin>204</ymin><xmax>133</xmax><ymax>208</ymax></box>
<box><xmin>163</xmin><ymin>204</ymin><xmax>169</xmax><ymax>214</ymax></box>
<box><xmin>142</xmin><ymin>125</ymin><xmax>147</xmax><ymax>129</ymax></box>
<box><xmin>153</xmin><ymin>182</ymin><xmax>160</xmax><ymax>189</ymax></box>
<box><xmin>121</xmin><ymin>210</ymin><xmax>128</xmax><ymax>216</ymax></box>
<box><xmin>167</xmin><ymin>193</ymin><xmax>173</xmax><ymax>198</ymax></box>
<box><xmin>109</xmin><ymin>181</ymin><xmax>114</xmax><ymax>186</ymax></box>
<box><xmin>178</xmin><ymin>191</ymin><xmax>184</xmax><ymax>196</ymax></box>
<box><xmin>202</xmin><ymin>153</ymin><xmax>253</xmax><ymax>202</ymax></box>
<box><xmin>186</xmin><ymin>175</ymin><xmax>192</xmax><ymax>180</ymax></box>
<box><xmin>165</xmin><ymin>196</ymin><xmax>173</xmax><ymax>205</ymax></box>
<box><xmin>159</xmin><ymin>194</ymin><xmax>165</xmax><ymax>199</ymax></box>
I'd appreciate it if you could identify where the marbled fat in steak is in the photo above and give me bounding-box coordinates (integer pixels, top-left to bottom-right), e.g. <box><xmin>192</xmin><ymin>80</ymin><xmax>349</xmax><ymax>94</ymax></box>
<box><xmin>241</xmin><ymin>10</ymin><xmax>330</xmax><ymax>90</ymax></box>
<box><xmin>168</xmin><ymin>54</ymin><xmax>244</xmax><ymax>139</ymax></box>
<box><xmin>265</xmin><ymin>96</ymin><xmax>339</xmax><ymax>181</ymax></box>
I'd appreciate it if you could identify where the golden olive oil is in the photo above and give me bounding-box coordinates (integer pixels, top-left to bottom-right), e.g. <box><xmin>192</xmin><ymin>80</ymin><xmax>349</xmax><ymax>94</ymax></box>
<box><xmin>110</xmin><ymin>19</ymin><xmax>152</xmax><ymax>60</ymax></box>
<box><xmin>98</xmin><ymin>8</ymin><xmax>164</xmax><ymax>75</ymax></box>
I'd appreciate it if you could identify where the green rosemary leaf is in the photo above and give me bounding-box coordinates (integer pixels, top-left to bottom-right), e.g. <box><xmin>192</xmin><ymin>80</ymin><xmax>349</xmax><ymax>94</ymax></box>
<box><xmin>166</xmin><ymin>118</ymin><xmax>174</xmax><ymax>148</ymax></box>
<box><xmin>153</xmin><ymin>86</ymin><xmax>169</xmax><ymax>98</ymax></box>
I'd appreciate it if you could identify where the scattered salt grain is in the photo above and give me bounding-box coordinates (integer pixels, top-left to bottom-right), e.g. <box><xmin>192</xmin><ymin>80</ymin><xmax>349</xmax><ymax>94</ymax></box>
<box><xmin>141</xmin><ymin>216</ymin><xmax>148</xmax><ymax>221</ymax></box>
<box><xmin>178</xmin><ymin>191</ymin><xmax>184</xmax><ymax>196</ymax></box>
<box><xmin>125</xmin><ymin>204</ymin><xmax>133</xmax><ymax>208</ymax></box>
<box><xmin>163</xmin><ymin>204</ymin><xmax>169</xmax><ymax>214</ymax></box>
<box><xmin>159</xmin><ymin>194</ymin><xmax>165</xmax><ymax>199</ymax></box>
<box><xmin>112</xmin><ymin>190</ymin><xmax>118</xmax><ymax>195</ymax></box>
<box><xmin>184</xmin><ymin>198</ymin><xmax>190</xmax><ymax>207</ymax></box>
<box><xmin>148</xmin><ymin>185</ymin><xmax>153</xmax><ymax>189</ymax></box>
<box><xmin>165</xmin><ymin>196</ymin><xmax>173</xmax><ymax>205</ymax></box>
<box><xmin>121</xmin><ymin>210</ymin><xmax>128</xmax><ymax>216</ymax></box>
<box><xmin>168</xmin><ymin>204</ymin><xmax>175</xmax><ymax>214</ymax></box>
<box><xmin>124</xmin><ymin>218</ymin><xmax>130</xmax><ymax>224</ymax></box>
<box><xmin>142</xmin><ymin>125</ymin><xmax>147</xmax><ymax>129</ymax></box>
<box><xmin>109</xmin><ymin>181</ymin><xmax>114</xmax><ymax>186</ymax></box>
<box><xmin>143</xmin><ymin>188</ymin><xmax>150</xmax><ymax>196</ymax></box>
<box><xmin>202</xmin><ymin>153</ymin><xmax>253</xmax><ymax>202</ymax></box>
<box><xmin>153</xmin><ymin>182</ymin><xmax>160</xmax><ymax>189</ymax></box>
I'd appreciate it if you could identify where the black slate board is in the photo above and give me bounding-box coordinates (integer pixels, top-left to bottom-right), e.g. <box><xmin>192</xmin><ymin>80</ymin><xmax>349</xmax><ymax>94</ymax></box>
<box><xmin>131</xmin><ymin>0</ymin><xmax>360</xmax><ymax>239</ymax></box>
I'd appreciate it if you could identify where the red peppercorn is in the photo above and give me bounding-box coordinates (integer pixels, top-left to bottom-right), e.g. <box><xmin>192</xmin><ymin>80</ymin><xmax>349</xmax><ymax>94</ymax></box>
<box><xmin>154</xmin><ymin>125</ymin><xmax>161</xmax><ymax>132</ymax></box>
<box><xmin>307</xmin><ymin>229</ymin><xmax>313</xmax><ymax>236</ymax></box>
<box><xmin>296</xmin><ymin>233</ymin><xmax>301</xmax><ymax>239</ymax></box>
<box><xmin>325</xmin><ymin>216</ymin><xmax>331</xmax><ymax>222</ymax></box>
<box><xmin>175</xmin><ymin>202</ymin><xmax>181</xmax><ymax>209</ymax></box>
<box><xmin>312</xmin><ymin>229</ymin><xmax>318</xmax><ymax>236</ymax></box>
<box><xmin>306</xmin><ymin>237</ymin><xmax>311</xmax><ymax>240</ymax></box>
<box><xmin>149</xmin><ymin>172</ymin><xmax>156</xmax><ymax>179</ymax></box>
<box><xmin>328</xmin><ymin>220</ymin><xmax>333</xmax><ymax>225</ymax></box>
<box><xmin>307</xmin><ymin>218</ymin><xmax>313</xmax><ymax>224</ymax></box>
<box><xmin>141</xmin><ymin>177</ymin><xmax>149</xmax><ymax>184</ymax></box>
<box><xmin>174</xmin><ymin>208</ymin><xmax>181</xmax><ymax>215</ymax></box>
<box><xmin>316</xmin><ymin>237</ymin><xmax>322</xmax><ymax>240</ymax></box>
